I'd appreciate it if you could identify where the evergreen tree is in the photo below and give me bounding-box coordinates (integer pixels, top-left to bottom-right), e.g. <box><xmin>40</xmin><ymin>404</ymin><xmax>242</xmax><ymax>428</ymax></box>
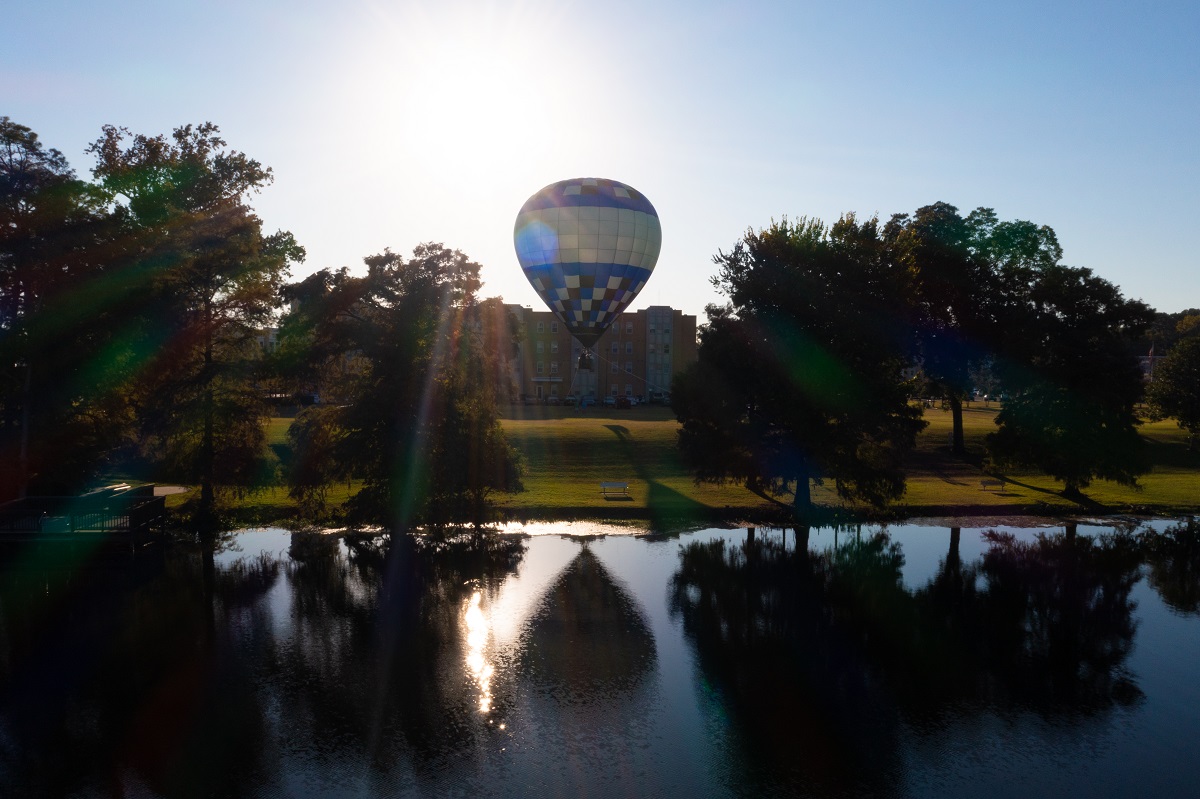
<box><xmin>89</xmin><ymin>123</ymin><xmax>303</xmax><ymax>524</ymax></box>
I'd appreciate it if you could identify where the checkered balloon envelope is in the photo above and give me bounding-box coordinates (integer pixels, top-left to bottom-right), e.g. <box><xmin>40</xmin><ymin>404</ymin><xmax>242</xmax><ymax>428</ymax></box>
<box><xmin>514</xmin><ymin>178</ymin><xmax>661</xmax><ymax>349</ymax></box>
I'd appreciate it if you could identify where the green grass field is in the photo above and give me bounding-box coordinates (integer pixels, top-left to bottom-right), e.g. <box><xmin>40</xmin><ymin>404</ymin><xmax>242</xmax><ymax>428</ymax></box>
<box><xmin>497</xmin><ymin>403</ymin><xmax>1200</xmax><ymax>519</ymax></box>
<box><xmin>186</xmin><ymin>402</ymin><xmax>1199</xmax><ymax>524</ymax></box>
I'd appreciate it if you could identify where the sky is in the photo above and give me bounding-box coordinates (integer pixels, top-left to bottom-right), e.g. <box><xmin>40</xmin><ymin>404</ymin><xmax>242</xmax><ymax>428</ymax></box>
<box><xmin>6</xmin><ymin>0</ymin><xmax>1198</xmax><ymax>319</ymax></box>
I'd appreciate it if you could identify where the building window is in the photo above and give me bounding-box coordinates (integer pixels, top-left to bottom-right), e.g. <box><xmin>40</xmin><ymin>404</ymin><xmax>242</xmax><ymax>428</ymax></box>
<box><xmin>611</xmin><ymin>386</ymin><xmax>619</xmax><ymax>396</ymax></box>
<box><xmin>649</xmin><ymin>344</ymin><xmax>656</xmax><ymax>353</ymax></box>
<box><xmin>649</xmin><ymin>326</ymin><xmax>655</xmax><ymax>334</ymax></box>
<box><xmin>625</xmin><ymin>361</ymin><xmax>632</xmax><ymax>373</ymax></box>
<box><xmin>626</xmin><ymin>384</ymin><xmax>633</xmax><ymax>396</ymax></box>
<box><xmin>625</xmin><ymin>342</ymin><xmax>632</xmax><ymax>354</ymax></box>
<box><xmin>537</xmin><ymin>361</ymin><xmax>544</xmax><ymax>374</ymax></box>
<box><xmin>611</xmin><ymin>361</ymin><xmax>618</xmax><ymax>373</ymax></box>
<box><xmin>663</xmin><ymin>344</ymin><xmax>670</xmax><ymax>354</ymax></box>
<box><xmin>536</xmin><ymin>341</ymin><xmax>544</xmax><ymax>354</ymax></box>
<box><xmin>551</xmin><ymin>321</ymin><xmax>558</xmax><ymax>333</ymax></box>
<box><xmin>537</xmin><ymin>322</ymin><xmax>544</xmax><ymax>333</ymax></box>
<box><xmin>551</xmin><ymin>386</ymin><xmax>559</xmax><ymax>397</ymax></box>
<box><xmin>550</xmin><ymin>361</ymin><xmax>558</xmax><ymax>374</ymax></box>
<box><xmin>551</xmin><ymin>341</ymin><xmax>558</xmax><ymax>353</ymax></box>
<box><xmin>611</xmin><ymin>342</ymin><xmax>618</xmax><ymax>354</ymax></box>
<box><xmin>625</xmin><ymin>322</ymin><xmax>633</xmax><ymax>334</ymax></box>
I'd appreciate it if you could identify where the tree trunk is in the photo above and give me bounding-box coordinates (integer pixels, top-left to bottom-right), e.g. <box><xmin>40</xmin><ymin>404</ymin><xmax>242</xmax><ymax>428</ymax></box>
<box><xmin>17</xmin><ymin>361</ymin><xmax>32</xmax><ymax>499</ymax></box>
<box><xmin>949</xmin><ymin>394</ymin><xmax>965</xmax><ymax>456</ymax></box>
<box><xmin>793</xmin><ymin>471</ymin><xmax>813</xmax><ymax>522</ymax></box>
<box><xmin>198</xmin><ymin>299</ymin><xmax>216</xmax><ymax>528</ymax></box>
<box><xmin>948</xmin><ymin>527</ymin><xmax>961</xmax><ymax>568</ymax></box>
<box><xmin>795</xmin><ymin>525</ymin><xmax>811</xmax><ymax>557</ymax></box>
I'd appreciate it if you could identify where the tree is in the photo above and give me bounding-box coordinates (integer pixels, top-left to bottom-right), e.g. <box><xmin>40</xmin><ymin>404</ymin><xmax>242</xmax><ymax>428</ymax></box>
<box><xmin>88</xmin><ymin>123</ymin><xmax>303</xmax><ymax>524</ymax></box>
<box><xmin>885</xmin><ymin>203</ymin><xmax>1063</xmax><ymax>456</ymax></box>
<box><xmin>885</xmin><ymin>203</ymin><xmax>988</xmax><ymax>456</ymax></box>
<box><xmin>0</xmin><ymin>118</ymin><xmax>124</xmax><ymax>499</ymax></box>
<box><xmin>280</xmin><ymin>244</ymin><xmax>523</xmax><ymax>529</ymax></box>
<box><xmin>673</xmin><ymin>216</ymin><xmax>925</xmax><ymax>520</ymax></box>
<box><xmin>987</xmin><ymin>264</ymin><xmax>1152</xmax><ymax>495</ymax></box>
<box><xmin>1147</xmin><ymin>332</ymin><xmax>1200</xmax><ymax>449</ymax></box>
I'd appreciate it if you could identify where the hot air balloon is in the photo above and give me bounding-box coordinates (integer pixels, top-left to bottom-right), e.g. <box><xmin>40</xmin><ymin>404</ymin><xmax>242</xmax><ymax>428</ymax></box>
<box><xmin>514</xmin><ymin>178</ymin><xmax>661</xmax><ymax>370</ymax></box>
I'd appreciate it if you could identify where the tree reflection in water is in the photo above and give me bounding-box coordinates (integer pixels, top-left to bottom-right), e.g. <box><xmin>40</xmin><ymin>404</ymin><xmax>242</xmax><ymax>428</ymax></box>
<box><xmin>3</xmin><ymin>521</ymin><xmax>1199</xmax><ymax>797</ymax></box>
<box><xmin>0</xmin><ymin>531</ymin><xmax>526</xmax><ymax>797</ymax></box>
<box><xmin>275</xmin><ymin>532</ymin><xmax>526</xmax><ymax>775</ymax></box>
<box><xmin>1142</xmin><ymin>516</ymin><xmax>1200</xmax><ymax>616</ymax></box>
<box><xmin>0</xmin><ymin>545</ymin><xmax>274</xmax><ymax>797</ymax></box>
<box><xmin>671</xmin><ymin>523</ymin><xmax>1145</xmax><ymax>796</ymax></box>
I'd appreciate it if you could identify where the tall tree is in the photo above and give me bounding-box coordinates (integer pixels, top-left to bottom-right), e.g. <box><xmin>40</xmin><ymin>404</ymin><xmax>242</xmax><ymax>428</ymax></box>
<box><xmin>673</xmin><ymin>216</ymin><xmax>925</xmax><ymax>520</ymax></box>
<box><xmin>1146</xmin><ymin>327</ymin><xmax>1200</xmax><ymax>450</ymax></box>
<box><xmin>987</xmin><ymin>264</ymin><xmax>1152</xmax><ymax>495</ymax></box>
<box><xmin>88</xmin><ymin>123</ymin><xmax>303</xmax><ymax>524</ymax></box>
<box><xmin>280</xmin><ymin>244</ymin><xmax>522</xmax><ymax>529</ymax></box>
<box><xmin>886</xmin><ymin>204</ymin><xmax>1065</xmax><ymax>456</ymax></box>
<box><xmin>0</xmin><ymin>118</ymin><xmax>123</xmax><ymax>499</ymax></box>
<box><xmin>885</xmin><ymin>203</ymin><xmax>986</xmax><ymax>456</ymax></box>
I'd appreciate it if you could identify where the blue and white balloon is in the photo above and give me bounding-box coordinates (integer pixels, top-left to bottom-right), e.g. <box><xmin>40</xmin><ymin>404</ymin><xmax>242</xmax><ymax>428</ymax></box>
<box><xmin>514</xmin><ymin>178</ymin><xmax>661</xmax><ymax>349</ymax></box>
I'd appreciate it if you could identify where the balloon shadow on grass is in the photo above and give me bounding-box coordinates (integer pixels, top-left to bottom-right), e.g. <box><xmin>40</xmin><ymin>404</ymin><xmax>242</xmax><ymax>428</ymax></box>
<box><xmin>604</xmin><ymin>424</ymin><xmax>709</xmax><ymax>528</ymax></box>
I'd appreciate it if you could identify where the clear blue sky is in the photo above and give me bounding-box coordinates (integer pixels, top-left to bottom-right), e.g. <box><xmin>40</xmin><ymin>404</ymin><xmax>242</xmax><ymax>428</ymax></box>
<box><xmin>7</xmin><ymin>0</ymin><xmax>1198</xmax><ymax>317</ymax></box>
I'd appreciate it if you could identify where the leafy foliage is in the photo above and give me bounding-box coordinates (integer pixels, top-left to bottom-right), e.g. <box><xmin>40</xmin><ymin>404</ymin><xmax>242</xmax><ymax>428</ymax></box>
<box><xmin>673</xmin><ymin>216</ymin><xmax>925</xmax><ymax>518</ymax></box>
<box><xmin>987</xmin><ymin>265</ymin><xmax>1152</xmax><ymax>493</ymax></box>
<box><xmin>88</xmin><ymin>123</ymin><xmax>303</xmax><ymax>521</ymax></box>
<box><xmin>280</xmin><ymin>244</ymin><xmax>523</xmax><ymax>528</ymax></box>
<box><xmin>0</xmin><ymin>117</ymin><xmax>127</xmax><ymax>498</ymax></box>
<box><xmin>1147</xmin><ymin>333</ymin><xmax>1200</xmax><ymax>449</ymax></box>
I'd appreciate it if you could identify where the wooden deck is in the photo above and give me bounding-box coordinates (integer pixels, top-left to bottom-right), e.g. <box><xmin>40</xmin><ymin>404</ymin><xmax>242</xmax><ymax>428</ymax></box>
<box><xmin>0</xmin><ymin>485</ymin><xmax>167</xmax><ymax>549</ymax></box>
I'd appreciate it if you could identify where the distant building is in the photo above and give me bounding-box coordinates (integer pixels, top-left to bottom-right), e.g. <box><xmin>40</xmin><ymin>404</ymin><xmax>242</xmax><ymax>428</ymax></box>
<box><xmin>254</xmin><ymin>328</ymin><xmax>279</xmax><ymax>353</ymax></box>
<box><xmin>505</xmin><ymin>304</ymin><xmax>698</xmax><ymax>402</ymax></box>
<box><xmin>1139</xmin><ymin>355</ymin><xmax>1167</xmax><ymax>382</ymax></box>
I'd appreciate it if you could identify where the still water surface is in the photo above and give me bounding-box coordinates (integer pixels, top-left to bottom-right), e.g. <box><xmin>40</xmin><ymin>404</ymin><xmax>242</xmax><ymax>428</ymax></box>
<box><xmin>2</xmin><ymin>519</ymin><xmax>1199</xmax><ymax>797</ymax></box>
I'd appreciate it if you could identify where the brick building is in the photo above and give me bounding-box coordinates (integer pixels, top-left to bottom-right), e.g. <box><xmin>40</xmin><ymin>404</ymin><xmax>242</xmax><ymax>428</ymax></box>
<box><xmin>505</xmin><ymin>304</ymin><xmax>697</xmax><ymax>402</ymax></box>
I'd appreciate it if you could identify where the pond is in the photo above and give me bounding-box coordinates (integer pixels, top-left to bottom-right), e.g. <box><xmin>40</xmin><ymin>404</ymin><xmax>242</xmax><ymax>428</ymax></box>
<box><xmin>1</xmin><ymin>518</ymin><xmax>1198</xmax><ymax>797</ymax></box>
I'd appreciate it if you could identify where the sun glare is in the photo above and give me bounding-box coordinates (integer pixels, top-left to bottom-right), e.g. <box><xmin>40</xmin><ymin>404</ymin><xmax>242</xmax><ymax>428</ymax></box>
<box><xmin>349</xmin><ymin>4</ymin><xmax>584</xmax><ymax>185</ymax></box>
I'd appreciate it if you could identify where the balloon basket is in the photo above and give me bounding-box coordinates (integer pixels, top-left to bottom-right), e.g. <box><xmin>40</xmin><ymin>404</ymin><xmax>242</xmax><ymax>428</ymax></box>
<box><xmin>578</xmin><ymin>351</ymin><xmax>595</xmax><ymax>371</ymax></box>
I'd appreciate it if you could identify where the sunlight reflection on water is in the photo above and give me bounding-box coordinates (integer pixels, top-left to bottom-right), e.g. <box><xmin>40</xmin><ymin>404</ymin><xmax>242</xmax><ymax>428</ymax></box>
<box><xmin>464</xmin><ymin>590</ymin><xmax>494</xmax><ymax>714</ymax></box>
<box><xmin>5</xmin><ymin>519</ymin><xmax>1199</xmax><ymax>798</ymax></box>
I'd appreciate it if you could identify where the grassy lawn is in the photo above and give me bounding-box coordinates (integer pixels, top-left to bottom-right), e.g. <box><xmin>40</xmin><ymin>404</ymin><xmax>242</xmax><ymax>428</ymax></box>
<box><xmin>495</xmin><ymin>405</ymin><xmax>779</xmax><ymax>520</ymax></box>
<box><xmin>900</xmin><ymin>404</ymin><xmax>1200</xmax><ymax>514</ymax></box>
<box><xmin>190</xmin><ymin>402</ymin><xmax>1199</xmax><ymax>524</ymax></box>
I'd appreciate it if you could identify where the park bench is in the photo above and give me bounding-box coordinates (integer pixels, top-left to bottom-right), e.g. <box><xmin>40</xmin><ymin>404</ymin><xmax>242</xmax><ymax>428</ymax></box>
<box><xmin>600</xmin><ymin>481</ymin><xmax>629</xmax><ymax>496</ymax></box>
<box><xmin>980</xmin><ymin>478</ymin><xmax>1006</xmax><ymax>490</ymax></box>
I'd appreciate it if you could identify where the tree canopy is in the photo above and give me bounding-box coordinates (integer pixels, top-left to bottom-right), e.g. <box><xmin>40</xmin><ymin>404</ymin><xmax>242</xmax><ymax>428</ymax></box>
<box><xmin>987</xmin><ymin>264</ymin><xmax>1152</xmax><ymax>494</ymax></box>
<box><xmin>88</xmin><ymin>123</ymin><xmax>304</xmax><ymax>524</ymax></box>
<box><xmin>0</xmin><ymin>117</ymin><xmax>123</xmax><ymax>498</ymax></box>
<box><xmin>673</xmin><ymin>216</ymin><xmax>925</xmax><ymax>520</ymax></box>
<box><xmin>1147</xmin><ymin>327</ymin><xmax>1200</xmax><ymax>450</ymax></box>
<box><xmin>278</xmin><ymin>244</ymin><xmax>523</xmax><ymax>528</ymax></box>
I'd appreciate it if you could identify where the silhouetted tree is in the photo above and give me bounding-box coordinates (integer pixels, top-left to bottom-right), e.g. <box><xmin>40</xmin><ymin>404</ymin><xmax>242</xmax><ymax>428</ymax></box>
<box><xmin>673</xmin><ymin>216</ymin><xmax>924</xmax><ymax>520</ymax></box>
<box><xmin>1147</xmin><ymin>332</ymin><xmax>1200</xmax><ymax>450</ymax></box>
<box><xmin>885</xmin><ymin>203</ymin><xmax>1064</xmax><ymax>455</ymax></box>
<box><xmin>0</xmin><ymin>118</ymin><xmax>125</xmax><ymax>498</ymax></box>
<box><xmin>886</xmin><ymin>203</ymin><xmax>991</xmax><ymax>455</ymax></box>
<box><xmin>280</xmin><ymin>245</ymin><xmax>522</xmax><ymax>528</ymax></box>
<box><xmin>986</xmin><ymin>264</ymin><xmax>1152</xmax><ymax>496</ymax></box>
<box><xmin>88</xmin><ymin>123</ymin><xmax>304</xmax><ymax>525</ymax></box>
